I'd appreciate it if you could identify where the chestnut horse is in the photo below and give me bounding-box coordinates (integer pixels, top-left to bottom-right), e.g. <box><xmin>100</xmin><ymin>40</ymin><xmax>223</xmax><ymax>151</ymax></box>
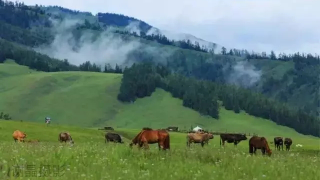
<box><xmin>58</xmin><ymin>132</ymin><xmax>74</xmax><ymax>144</ymax></box>
<box><xmin>12</xmin><ymin>130</ymin><xmax>27</xmax><ymax>142</ymax></box>
<box><xmin>129</xmin><ymin>128</ymin><xmax>170</xmax><ymax>150</ymax></box>
<box><xmin>249</xmin><ymin>136</ymin><xmax>272</xmax><ymax>156</ymax></box>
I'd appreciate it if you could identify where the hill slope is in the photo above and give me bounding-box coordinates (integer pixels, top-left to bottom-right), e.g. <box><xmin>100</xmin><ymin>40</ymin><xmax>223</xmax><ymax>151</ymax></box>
<box><xmin>0</xmin><ymin>61</ymin><xmax>318</xmax><ymax>140</ymax></box>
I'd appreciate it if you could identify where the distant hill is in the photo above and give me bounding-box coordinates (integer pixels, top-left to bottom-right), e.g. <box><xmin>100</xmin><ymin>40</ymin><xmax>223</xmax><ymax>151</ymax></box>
<box><xmin>0</xmin><ymin>61</ymin><xmax>318</xmax><ymax>139</ymax></box>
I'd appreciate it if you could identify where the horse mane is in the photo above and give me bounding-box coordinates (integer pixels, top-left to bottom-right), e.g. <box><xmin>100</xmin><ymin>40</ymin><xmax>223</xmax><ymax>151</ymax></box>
<box><xmin>142</xmin><ymin>127</ymin><xmax>153</xmax><ymax>130</ymax></box>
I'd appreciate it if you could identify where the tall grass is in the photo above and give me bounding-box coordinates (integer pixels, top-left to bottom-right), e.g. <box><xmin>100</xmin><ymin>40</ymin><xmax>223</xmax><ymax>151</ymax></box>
<box><xmin>0</xmin><ymin>142</ymin><xmax>319</xmax><ymax>180</ymax></box>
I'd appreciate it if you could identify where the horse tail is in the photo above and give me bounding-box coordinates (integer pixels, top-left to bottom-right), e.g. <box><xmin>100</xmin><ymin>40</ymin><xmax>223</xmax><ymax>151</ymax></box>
<box><xmin>186</xmin><ymin>134</ymin><xmax>190</xmax><ymax>147</ymax></box>
<box><xmin>165</xmin><ymin>133</ymin><xmax>170</xmax><ymax>150</ymax></box>
<box><xmin>220</xmin><ymin>136</ymin><xmax>221</xmax><ymax>146</ymax></box>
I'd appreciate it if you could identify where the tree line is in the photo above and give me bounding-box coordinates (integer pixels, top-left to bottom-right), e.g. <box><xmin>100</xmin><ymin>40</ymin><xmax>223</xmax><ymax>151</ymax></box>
<box><xmin>117</xmin><ymin>62</ymin><xmax>320</xmax><ymax>137</ymax></box>
<box><xmin>0</xmin><ymin>112</ymin><xmax>11</xmax><ymax>120</ymax></box>
<box><xmin>114</xmin><ymin>30</ymin><xmax>210</xmax><ymax>53</ymax></box>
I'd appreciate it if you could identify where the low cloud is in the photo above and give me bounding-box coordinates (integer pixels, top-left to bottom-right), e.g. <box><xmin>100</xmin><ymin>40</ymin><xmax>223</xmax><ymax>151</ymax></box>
<box><xmin>226</xmin><ymin>61</ymin><xmax>262</xmax><ymax>88</ymax></box>
<box><xmin>34</xmin><ymin>18</ymin><xmax>148</xmax><ymax>68</ymax></box>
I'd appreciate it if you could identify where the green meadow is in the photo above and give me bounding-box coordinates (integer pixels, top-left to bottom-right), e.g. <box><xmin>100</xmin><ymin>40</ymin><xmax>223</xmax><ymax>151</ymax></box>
<box><xmin>0</xmin><ymin>121</ymin><xmax>319</xmax><ymax>180</ymax></box>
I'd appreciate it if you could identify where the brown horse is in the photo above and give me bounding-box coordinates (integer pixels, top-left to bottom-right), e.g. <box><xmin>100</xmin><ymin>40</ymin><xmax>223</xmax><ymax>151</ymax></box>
<box><xmin>249</xmin><ymin>136</ymin><xmax>272</xmax><ymax>156</ymax></box>
<box><xmin>186</xmin><ymin>132</ymin><xmax>213</xmax><ymax>147</ymax></box>
<box><xmin>284</xmin><ymin>138</ymin><xmax>293</xmax><ymax>151</ymax></box>
<box><xmin>58</xmin><ymin>132</ymin><xmax>74</xmax><ymax>144</ymax></box>
<box><xmin>129</xmin><ymin>128</ymin><xmax>170</xmax><ymax>150</ymax></box>
<box><xmin>12</xmin><ymin>130</ymin><xmax>27</xmax><ymax>142</ymax></box>
<box><xmin>274</xmin><ymin>137</ymin><xmax>284</xmax><ymax>151</ymax></box>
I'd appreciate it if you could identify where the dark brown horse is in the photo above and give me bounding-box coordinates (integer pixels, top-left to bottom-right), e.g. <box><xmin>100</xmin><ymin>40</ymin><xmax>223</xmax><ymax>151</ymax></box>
<box><xmin>186</xmin><ymin>132</ymin><xmax>213</xmax><ymax>147</ymax></box>
<box><xmin>274</xmin><ymin>137</ymin><xmax>284</xmax><ymax>151</ymax></box>
<box><xmin>284</xmin><ymin>138</ymin><xmax>293</xmax><ymax>151</ymax></box>
<box><xmin>129</xmin><ymin>128</ymin><xmax>170</xmax><ymax>150</ymax></box>
<box><xmin>249</xmin><ymin>136</ymin><xmax>272</xmax><ymax>156</ymax></box>
<box><xmin>58</xmin><ymin>132</ymin><xmax>74</xmax><ymax>144</ymax></box>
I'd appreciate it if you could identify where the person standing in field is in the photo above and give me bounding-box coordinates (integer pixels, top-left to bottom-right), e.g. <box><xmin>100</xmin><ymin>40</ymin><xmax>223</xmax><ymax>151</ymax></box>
<box><xmin>45</xmin><ymin>117</ymin><xmax>51</xmax><ymax>126</ymax></box>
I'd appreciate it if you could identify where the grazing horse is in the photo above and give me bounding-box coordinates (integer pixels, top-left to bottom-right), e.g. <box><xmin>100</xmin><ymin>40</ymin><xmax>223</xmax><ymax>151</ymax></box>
<box><xmin>249</xmin><ymin>136</ymin><xmax>272</xmax><ymax>156</ymax></box>
<box><xmin>220</xmin><ymin>133</ymin><xmax>247</xmax><ymax>147</ymax></box>
<box><xmin>284</xmin><ymin>138</ymin><xmax>293</xmax><ymax>151</ymax></box>
<box><xmin>129</xmin><ymin>128</ymin><xmax>170</xmax><ymax>150</ymax></box>
<box><xmin>274</xmin><ymin>137</ymin><xmax>283</xmax><ymax>151</ymax></box>
<box><xmin>12</xmin><ymin>130</ymin><xmax>27</xmax><ymax>142</ymax></box>
<box><xmin>186</xmin><ymin>132</ymin><xmax>213</xmax><ymax>147</ymax></box>
<box><xmin>105</xmin><ymin>132</ymin><xmax>124</xmax><ymax>143</ymax></box>
<box><xmin>58</xmin><ymin>132</ymin><xmax>74</xmax><ymax>144</ymax></box>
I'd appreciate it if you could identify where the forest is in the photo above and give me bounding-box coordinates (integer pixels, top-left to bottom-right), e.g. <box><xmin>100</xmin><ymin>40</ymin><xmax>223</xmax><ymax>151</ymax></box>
<box><xmin>117</xmin><ymin>62</ymin><xmax>319</xmax><ymax>137</ymax></box>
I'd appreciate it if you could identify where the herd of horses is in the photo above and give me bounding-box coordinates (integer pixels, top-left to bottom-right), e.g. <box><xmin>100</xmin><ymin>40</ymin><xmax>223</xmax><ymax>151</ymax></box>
<box><xmin>12</xmin><ymin>128</ymin><xmax>293</xmax><ymax>157</ymax></box>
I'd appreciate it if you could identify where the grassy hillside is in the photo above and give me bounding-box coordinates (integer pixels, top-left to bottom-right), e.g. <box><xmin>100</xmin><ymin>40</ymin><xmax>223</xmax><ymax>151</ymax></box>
<box><xmin>0</xmin><ymin>61</ymin><xmax>318</xmax><ymax>141</ymax></box>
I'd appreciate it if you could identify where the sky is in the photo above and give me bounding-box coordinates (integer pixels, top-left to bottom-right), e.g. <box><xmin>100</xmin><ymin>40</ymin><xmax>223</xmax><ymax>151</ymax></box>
<box><xmin>21</xmin><ymin>0</ymin><xmax>320</xmax><ymax>55</ymax></box>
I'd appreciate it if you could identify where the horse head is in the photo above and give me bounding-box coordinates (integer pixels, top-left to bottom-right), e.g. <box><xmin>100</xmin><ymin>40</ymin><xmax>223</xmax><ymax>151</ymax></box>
<box><xmin>129</xmin><ymin>141</ymin><xmax>136</xmax><ymax>148</ymax></box>
<box><xmin>266</xmin><ymin>149</ymin><xmax>272</xmax><ymax>156</ymax></box>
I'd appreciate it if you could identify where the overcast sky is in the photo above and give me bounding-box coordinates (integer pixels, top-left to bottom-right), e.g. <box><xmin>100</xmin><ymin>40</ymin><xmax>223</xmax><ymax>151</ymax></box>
<box><xmin>22</xmin><ymin>0</ymin><xmax>320</xmax><ymax>55</ymax></box>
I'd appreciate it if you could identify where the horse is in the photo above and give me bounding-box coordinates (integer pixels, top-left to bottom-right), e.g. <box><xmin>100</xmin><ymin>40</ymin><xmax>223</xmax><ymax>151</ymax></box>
<box><xmin>129</xmin><ymin>128</ymin><xmax>170</xmax><ymax>150</ymax></box>
<box><xmin>274</xmin><ymin>137</ymin><xmax>284</xmax><ymax>151</ymax></box>
<box><xmin>284</xmin><ymin>138</ymin><xmax>293</xmax><ymax>151</ymax></box>
<box><xmin>58</xmin><ymin>132</ymin><xmax>74</xmax><ymax>144</ymax></box>
<box><xmin>12</xmin><ymin>130</ymin><xmax>27</xmax><ymax>142</ymax></box>
<box><xmin>186</xmin><ymin>132</ymin><xmax>213</xmax><ymax>147</ymax></box>
<box><xmin>105</xmin><ymin>132</ymin><xmax>124</xmax><ymax>143</ymax></box>
<box><xmin>220</xmin><ymin>133</ymin><xmax>247</xmax><ymax>147</ymax></box>
<box><xmin>249</xmin><ymin>136</ymin><xmax>272</xmax><ymax>156</ymax></box>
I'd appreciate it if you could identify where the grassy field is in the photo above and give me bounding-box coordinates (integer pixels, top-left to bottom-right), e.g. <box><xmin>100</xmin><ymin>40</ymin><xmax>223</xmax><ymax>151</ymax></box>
<box><xmin>0</xmin><ymin>120</ymin><xmax>319</xmax><ymax>180</ymax></box>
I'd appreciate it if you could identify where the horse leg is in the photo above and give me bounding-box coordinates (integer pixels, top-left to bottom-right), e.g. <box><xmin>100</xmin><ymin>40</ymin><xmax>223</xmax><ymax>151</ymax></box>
<box><xmin>143</xmin><ymin>141</ymin><xmax>149</xmax><ymax>150</ymax></box>
<box><xmin>158</xmin><ymin>140</ymin><xmax>164</xmax><ymax>150</ymax></box>
<box><xmin>253</xmin><ymin>147</ymin><xmax>257</xmax><ymax>154</ymax></box>
<box><xmin>187</xmin><ymin>140</ymin><xmax>190</xmax><ymax>148</ymax></box>
<box><xmin>234</xmin><ymin>141</ymin><xmax>238</xmax><ymax>147</ymax></box>
<box><xmin>201</xmin><ymin>141</ymin><xmax>204</xmax><ymax>147</ymax></box>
